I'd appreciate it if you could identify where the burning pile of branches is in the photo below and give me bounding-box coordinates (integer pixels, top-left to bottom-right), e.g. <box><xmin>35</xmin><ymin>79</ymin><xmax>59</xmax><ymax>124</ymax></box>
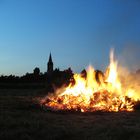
<box><xmin>40</xmin><ymin>50</ymin><xmax>140</xmax><ymax>112</ymax></box>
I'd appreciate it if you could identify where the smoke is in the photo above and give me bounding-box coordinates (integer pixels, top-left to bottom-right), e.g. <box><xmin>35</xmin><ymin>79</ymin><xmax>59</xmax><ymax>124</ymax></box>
<box><xmin>116</xmin><ymin>43</ymin><xmax>140</xmax><ymax>99</ymax></box>
<box><xmin>118</xmin><ymin>43</ymin><xmax>140</xmax><ymax>73</ymax></box>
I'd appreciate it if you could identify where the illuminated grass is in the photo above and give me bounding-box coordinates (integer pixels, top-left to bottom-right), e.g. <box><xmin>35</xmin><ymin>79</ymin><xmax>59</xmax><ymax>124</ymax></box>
<box><xmin>1</xmin><ymin>89</ymin><xmax>140</xmax><ymax>140</ymax></box>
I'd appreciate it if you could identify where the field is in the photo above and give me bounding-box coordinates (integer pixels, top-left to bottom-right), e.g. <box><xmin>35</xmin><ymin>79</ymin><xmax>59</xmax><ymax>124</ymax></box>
<box><xmin>1</xmin><ymin>89</ymin><xmax>140</xmax><ymax>140</ymax></box>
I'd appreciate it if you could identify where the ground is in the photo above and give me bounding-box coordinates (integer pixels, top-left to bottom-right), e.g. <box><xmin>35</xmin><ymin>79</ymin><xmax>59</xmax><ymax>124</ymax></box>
<box><xmin>1</xmin><ymin>89</ymin><xmax>140</xmax><ymax>140</ymax></box>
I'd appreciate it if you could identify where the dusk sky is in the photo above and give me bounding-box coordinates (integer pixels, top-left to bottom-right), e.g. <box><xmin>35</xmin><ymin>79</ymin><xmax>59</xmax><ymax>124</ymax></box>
<box><xmin>0</xmin><ymin>0</ymin><xmax>140</xmax><ymax>75</ymax></box>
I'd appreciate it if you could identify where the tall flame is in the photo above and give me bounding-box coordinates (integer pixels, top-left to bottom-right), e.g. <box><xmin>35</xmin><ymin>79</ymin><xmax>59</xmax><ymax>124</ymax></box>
<box><xmin>41</xmin><ymin>49</ymin><xmax>140</xmax><ymax>112</ymax></box>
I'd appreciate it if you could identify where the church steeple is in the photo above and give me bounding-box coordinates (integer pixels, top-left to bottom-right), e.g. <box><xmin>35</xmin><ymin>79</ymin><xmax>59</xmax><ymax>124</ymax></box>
<box><xmin>47</xmin><ymin>53</ymin><xmax>53</xmax><ymax>74</ymax></box>
<box><xmin>49</xmin><ymin>53</ymin><xmax>52</xmax><ymax>63</ymax></box>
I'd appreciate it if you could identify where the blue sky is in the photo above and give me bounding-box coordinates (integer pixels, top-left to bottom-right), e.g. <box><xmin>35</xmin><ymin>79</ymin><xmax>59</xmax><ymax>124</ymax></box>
<box><xmin>0</xmin><ymin>0</ymin><xmax>140</xmax><ymax>75</ymax></box>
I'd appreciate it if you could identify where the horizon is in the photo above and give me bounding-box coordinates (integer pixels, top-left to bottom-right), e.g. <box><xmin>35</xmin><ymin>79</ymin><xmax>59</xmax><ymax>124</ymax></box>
<box><xmin>0</xmin><ymin>0</ymin><xmax>140</xmax><ymax>76</ymax></box>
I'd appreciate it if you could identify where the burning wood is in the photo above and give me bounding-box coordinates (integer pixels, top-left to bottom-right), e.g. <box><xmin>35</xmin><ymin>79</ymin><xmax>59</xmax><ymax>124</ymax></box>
<box><xmin>40</xmin><ymin>49</ymin><xmax>140</xmax><ymax>112</ymax></box>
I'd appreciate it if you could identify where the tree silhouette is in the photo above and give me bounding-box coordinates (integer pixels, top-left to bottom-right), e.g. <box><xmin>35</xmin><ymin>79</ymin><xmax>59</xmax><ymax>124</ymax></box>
<box><xmin>33</xmin><ymin>67</ymin><xmax>40</xmax><ymax>75</ymax></box>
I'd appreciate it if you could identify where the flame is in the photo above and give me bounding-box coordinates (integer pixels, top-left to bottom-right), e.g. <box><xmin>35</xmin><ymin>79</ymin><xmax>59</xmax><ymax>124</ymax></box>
<box><xmin>41</xmin><ymin>49</ymin><xmax>140</xmax><ymax>112</ymax></box>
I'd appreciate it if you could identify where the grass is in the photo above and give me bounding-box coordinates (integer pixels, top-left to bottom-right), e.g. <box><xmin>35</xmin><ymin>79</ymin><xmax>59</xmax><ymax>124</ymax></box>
<box><xmin>1</xmin><ymin>89</ymin><xmax>140</xmax><ymax>140</ymax></box>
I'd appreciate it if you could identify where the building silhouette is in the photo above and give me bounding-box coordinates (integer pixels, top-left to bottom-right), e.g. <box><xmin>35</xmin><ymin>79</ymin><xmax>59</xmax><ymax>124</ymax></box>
<box><xmin>47</xmin><ymin>53</ymin><xmax>53</xmax><ymax>74</ymax></box>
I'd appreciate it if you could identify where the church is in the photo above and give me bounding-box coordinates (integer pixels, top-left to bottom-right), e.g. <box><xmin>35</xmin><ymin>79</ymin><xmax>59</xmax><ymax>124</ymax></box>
<box><xmin>46</xmin><ymin>53</ymin><xmax>73</xmax><ymax>91</ymax></box>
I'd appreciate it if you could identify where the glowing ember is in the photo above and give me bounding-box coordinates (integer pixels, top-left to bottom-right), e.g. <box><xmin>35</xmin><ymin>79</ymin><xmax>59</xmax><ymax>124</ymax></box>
<box><xmin>40</xmin><ymin>49</ymin><xmax>140</xmax><ymax>112</ymax></box>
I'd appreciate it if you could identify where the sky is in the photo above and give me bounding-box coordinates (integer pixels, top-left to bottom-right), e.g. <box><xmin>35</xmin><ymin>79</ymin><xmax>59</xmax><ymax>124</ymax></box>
<box><xmin>0</xmin><ymin>0</ymin><xmax>140</xmax><ymax>75</ymax></box>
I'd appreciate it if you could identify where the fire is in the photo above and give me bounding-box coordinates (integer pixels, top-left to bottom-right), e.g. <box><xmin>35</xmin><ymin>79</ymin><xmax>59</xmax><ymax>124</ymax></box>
<box><xmin>41</xmin><ymin>49</ymin><xmax>140</xmax><ymax>112</ymax></box>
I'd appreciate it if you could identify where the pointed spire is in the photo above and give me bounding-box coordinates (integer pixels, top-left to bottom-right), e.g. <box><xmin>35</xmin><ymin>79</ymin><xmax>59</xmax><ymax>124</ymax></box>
<box><xmin>49</xmin><ymin>52</ymin><xmax>52</xmax><ymax>63</ymax></box>
<box><xmin>47</xmin><ymin>52</ymin><xmax>53</xmax><ymax>73</ymax></box>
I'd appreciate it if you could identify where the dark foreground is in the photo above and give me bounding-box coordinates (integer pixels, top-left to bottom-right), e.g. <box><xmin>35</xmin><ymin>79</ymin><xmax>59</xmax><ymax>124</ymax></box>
<box><xmin>1</xmin><ymin>89</ymin><xmax>140</xmax><ymax>140</ymax></box>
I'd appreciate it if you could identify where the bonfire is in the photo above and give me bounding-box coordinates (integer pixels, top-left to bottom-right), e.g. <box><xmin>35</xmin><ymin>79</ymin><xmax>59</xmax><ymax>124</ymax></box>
<box><xmin>40</xmin><ymin>49</ymin><xmax>140</xmax><ymax>112</ymax></box>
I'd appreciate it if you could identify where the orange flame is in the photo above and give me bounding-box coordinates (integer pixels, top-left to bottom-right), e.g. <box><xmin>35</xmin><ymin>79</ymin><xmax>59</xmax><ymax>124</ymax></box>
<box><xmin>41</xmin><ymin>49</ymin><xmax>140</xmax><ymax>112</ymax></box>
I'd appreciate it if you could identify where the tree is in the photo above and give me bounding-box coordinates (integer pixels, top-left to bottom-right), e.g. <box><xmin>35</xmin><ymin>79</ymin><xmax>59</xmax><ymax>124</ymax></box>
<box><xmin>33</xmin><ymin>67</ymin><xmax>40</xmax><ymax>75</ymax></box>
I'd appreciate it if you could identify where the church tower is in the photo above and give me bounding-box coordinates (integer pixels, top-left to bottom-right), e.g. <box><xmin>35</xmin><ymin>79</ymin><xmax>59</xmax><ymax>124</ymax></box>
<box><xmin>47</xmin><ymin>53</ymin><xmax>53</xmax><ymax>74</ymax></box>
